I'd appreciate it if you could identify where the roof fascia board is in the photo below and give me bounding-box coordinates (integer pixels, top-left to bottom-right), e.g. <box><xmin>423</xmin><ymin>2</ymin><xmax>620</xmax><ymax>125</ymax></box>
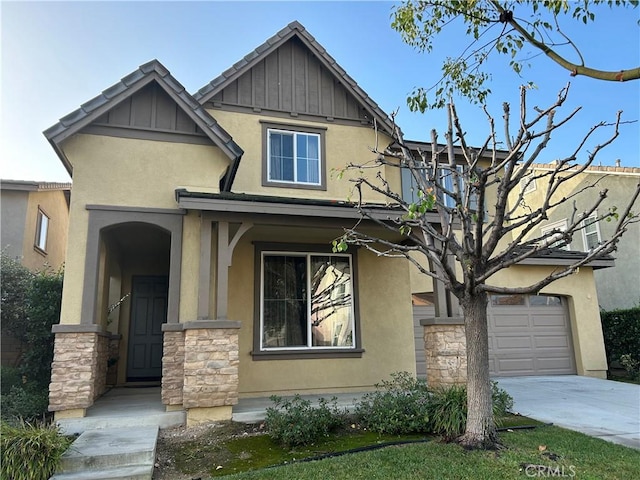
<box><xmin>515</xmin><ymin>256</ymin><xmax>615</xmax><ymax>269</ymax></box>
<box><xmin>176</xmin><ymin>194</ymin><xmax>439</xmax><ymax>223</ymax></box>
<box><xmin>46</xmin><ymin>75</ymin><xmax>158</xmax><ymax>146</ymax></box>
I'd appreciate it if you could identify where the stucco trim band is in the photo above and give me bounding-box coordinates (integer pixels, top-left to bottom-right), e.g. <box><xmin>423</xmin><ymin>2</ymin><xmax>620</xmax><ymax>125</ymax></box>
<box><xmin>420</xmin><ymin>317</ymin><xmax>465</xmax><ymax>326</ymax></box>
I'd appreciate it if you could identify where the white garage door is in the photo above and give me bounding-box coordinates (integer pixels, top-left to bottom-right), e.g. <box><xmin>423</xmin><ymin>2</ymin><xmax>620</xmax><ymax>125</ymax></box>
<box><xmin>488</xmin><ymin>294</ymin><xmax>576</xmax><ymax>376</ymax></box>
<box><xmin>413</xmin><ymin>293</ymin><xmax>575</xmax><ymax>378</ymax></box>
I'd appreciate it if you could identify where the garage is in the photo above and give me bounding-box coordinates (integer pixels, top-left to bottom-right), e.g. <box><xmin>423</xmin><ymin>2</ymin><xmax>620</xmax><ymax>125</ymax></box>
<box><xmin>487</xmin><ymin>294</ymin><xmax>575</xmax><ymax>376</ymax></box>
<box><xmin>413</xmin><ymin>293</ymin><xmax>576</xmax><ymax>379</ymax></box>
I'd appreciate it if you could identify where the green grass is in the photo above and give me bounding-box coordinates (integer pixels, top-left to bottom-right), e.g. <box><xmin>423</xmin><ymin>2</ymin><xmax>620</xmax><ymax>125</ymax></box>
<box><xmin>213</xmin><ymin>423</ymin><xmax>640</xmax><ymax>480</ymax></box>
<box><xmin>172</xmin><ymin>425</ymin><xmax>426</xmax><ymax>477</ymax></box>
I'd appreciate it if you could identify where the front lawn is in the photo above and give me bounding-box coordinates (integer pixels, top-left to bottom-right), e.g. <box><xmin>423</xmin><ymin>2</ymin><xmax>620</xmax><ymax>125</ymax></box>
<box><xmin>222</xmin><ymin>425</ymin><xmax>640</xmax><ymax>480</ymax></box>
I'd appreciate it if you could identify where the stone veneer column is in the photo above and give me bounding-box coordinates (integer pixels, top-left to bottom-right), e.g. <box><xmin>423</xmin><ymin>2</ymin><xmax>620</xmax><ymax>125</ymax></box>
<box><xmin>182</xmin><ymin>320</ymin><xmax>240</xmax><ymax>426</ymax></box>
<box><xmin>421</xmin><ymin>317</ymin><xmax>467</xmax><ymax>386</ymax></box>
<box><xmin>49</xmin><ymin>325</ymin><xmax>109</xmax><ymax>418</ymax></box>
<box><xmin>161</xmin><ymin>324</ymin><xmax>185</xmax><ymax>408</ymax></box>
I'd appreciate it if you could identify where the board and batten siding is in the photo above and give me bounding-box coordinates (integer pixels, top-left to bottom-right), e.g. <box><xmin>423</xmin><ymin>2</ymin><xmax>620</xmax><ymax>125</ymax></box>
<box><xmin>210</xmin><ymin>37</ymin><xmax>367</xmax><ymax>122</ymax></box>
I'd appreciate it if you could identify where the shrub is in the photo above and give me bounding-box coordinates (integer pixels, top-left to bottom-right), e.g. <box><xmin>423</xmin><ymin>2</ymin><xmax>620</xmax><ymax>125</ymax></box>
<box><xmin>428</xmin><ymin>384</ymin><xmax>467</xmax><ymax>440</ymax></box>
<box><xmin>491</xmin><ymin>380</ymin><xmax>514</xmax><ymax>416</ymax></box>
<box><xmin>1</xmin><ymin>366</ymin><xmax>23</xmax><ymax>393</ymax></box>
<box><xmin>265</xmin><ymin>395</ymin><xmax>345</xmax><ymax>447</ymax></box>
<box><xmin>20</xmin><ymin>268</ymin><xmax>63</xmax><ymax>386</ymax></box>
<box><xmin>601</xmin><ymin>307</ymin><xmax>640</xmax><ymax>376</ymax></box>
<box><xmin>619</xmin><ymin>354</ymin><xmax>640</xmax><ymax>380</ymax></box>
<box><xmin>355</xmin><ymin>372</ymin><xmax>431</xmax><ymax>434</ymax></box>
<box><xmin>0</xmin><ymin>254</ymin><xmax>63</xmax><ymax>421</ymax></box>
<box><xmin>1</xmin><ymin>385</ymin><xmax>50</xmax><ymax>423</ymax></box>
<box><xmin>0</xmin><ymin>420</ymin><xmax>72</xmax><ymax>480</ymax></box>
<box><xmin>355</xmin><ymin>373</ymin><xmax>514</xmax><ymax>439</ymax></box>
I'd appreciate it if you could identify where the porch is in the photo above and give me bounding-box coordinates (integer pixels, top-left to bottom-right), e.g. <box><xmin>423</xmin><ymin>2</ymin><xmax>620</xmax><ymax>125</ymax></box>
<box><xmin>56</xmin><ymin>386</ymin><xmax>368</xmax><ymax>435</ymax></box>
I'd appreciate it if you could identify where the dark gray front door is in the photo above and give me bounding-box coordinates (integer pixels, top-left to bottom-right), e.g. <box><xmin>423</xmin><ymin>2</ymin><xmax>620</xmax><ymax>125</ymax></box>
<box><xmin>127</xmin><ymin>276</ymin><xmax>168</xmax><ymax>381</ymax></box>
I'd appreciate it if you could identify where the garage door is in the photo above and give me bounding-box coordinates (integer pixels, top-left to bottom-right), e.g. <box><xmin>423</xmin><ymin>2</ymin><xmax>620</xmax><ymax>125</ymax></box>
<box><xmin>488</xmin><ymin>294</ymin><xmax>576</xmax><ymax>376</ymax></box>
<box><xmin>413</xmin><ymin>293</ymin><xmax>575</xmax><ymax>378</ymax></box>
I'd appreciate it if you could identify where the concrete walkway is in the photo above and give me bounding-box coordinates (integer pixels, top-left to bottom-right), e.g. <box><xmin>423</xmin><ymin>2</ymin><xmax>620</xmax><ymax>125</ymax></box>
<box><xmin>496</xmin><ymin>375</ymin><xmax>640</xmax><ymax>449</ymax></box>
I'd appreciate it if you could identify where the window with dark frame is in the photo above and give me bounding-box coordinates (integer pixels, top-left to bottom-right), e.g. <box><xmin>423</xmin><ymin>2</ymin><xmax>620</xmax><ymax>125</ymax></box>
<box><xmin>35</xmin><ymin>208</ymin><xmax>49</xmax><ymax>253</ymax></box>
<box><xmin>261</xmin><ymin>252</ymin><xmax>355</xmax><ymax>350</ymax></box>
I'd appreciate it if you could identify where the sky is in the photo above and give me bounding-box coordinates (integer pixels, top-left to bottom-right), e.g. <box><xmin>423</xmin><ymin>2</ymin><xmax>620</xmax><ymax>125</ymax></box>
<box><xmin>1</xmin><ymin>0</ymin><xmax>639</xmax><ymax>183</ymax></box>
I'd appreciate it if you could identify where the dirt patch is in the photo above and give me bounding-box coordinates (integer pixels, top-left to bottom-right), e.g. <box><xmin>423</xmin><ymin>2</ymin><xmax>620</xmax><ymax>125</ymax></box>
<box><xmin>153</xmin><ymin>421</ymin><xmax>265</xmax><ymax>480</ymax></box>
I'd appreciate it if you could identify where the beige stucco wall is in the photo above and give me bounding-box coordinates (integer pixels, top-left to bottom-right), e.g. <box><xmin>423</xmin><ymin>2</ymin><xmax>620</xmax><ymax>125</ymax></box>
<box><xmin>20</xmin><ymin>189</ymin><xmax>69</xmax><ymax>271</ymax></box>
<box><xmin>508</xmin><ymin>168</ymin><xmax>640</xmax><ymax>310</ymax></box>
<box><xmin>58</xmin><ymin>134</ymin><xmax>229</xmax><ymax>326</ymax></box>
<box><xmin>209</xmin><ymin>110</ymin><xmax>397</xmax><ymax>203</ymax></box>
<box><xmin>488</xmin><ymin>264</ymin><xmax>607</xmax><ymax>377</ymax></box>
<box><xmin>222</xmin><ymin>228</ymin><xmax>416</xmax><ymax>397</ymax></box>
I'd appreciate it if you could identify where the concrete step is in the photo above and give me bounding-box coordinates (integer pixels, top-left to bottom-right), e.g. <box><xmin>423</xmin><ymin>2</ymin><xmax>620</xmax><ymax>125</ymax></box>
<box><xmin>57</xmin><ymin>410</ymin><xmax>185</xmax><ymax>435</ymax></box>
<box><xmin>50</xmin><ymin>464</ymin><xmax>153</xmax><ymax>480</ymax></box>
<box><xmin>50</xmin><ymin>426</ymin><xmax>157</xmax><ymax>480</ymax></box>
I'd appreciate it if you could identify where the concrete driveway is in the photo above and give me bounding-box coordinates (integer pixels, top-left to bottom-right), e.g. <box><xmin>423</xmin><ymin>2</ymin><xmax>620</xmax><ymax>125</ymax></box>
<box><xmin>496</xmin><ymin>375</ymin><xmax>640</xmax><ymax>449</ymax></box>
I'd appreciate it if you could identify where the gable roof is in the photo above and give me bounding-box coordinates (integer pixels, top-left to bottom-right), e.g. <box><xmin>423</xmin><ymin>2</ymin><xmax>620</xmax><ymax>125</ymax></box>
<box><xmin>43</xmin><ymin>60</ymin><xmax>243</xmax><ymax>188</ymax></box>
<box><xmin>194</xmin><ymin>21</ymin><xmax>397</xmax><ymax>136</ymax></box>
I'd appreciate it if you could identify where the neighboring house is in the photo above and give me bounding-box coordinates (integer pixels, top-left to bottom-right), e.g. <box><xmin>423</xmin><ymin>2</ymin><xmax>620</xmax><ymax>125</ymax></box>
<box><xmin>1</xmin><ymin>180</ymin><xmax>71</xmax><ymax>271</ymax></box>
<box><xmin>1</xmin><ymin>179</ymin><xmax>71</xmax><ymax>365</ymax></box>
<box><xmin>514</xmin><ymin>163</ymin><xmax>640</xmax><ymax>311</ymax></box>
<box><xmin>43</xmin><ymin>22</ymin><xmax>613</xmax><ymax>427</ymax></box>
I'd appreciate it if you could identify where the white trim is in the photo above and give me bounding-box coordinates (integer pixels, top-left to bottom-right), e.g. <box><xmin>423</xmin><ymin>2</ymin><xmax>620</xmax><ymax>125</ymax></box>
<box><xmin>35</xmin><ymin>208</ymin><xmax>49</xmax><ymax>252</ymax></box>
<box><xmin>266</xmin><ymin>128</ymin><xmax>322</xmax><ymax>186</ymax></box>
<box><xmin>260</xmin><ymin>251</ymin><xmax>355</xmax><ymax>351</ymax></box>
<box><xmin>540</xmin><ymin>218</ymin><xmax>570</xmax><ymax>250</ymax></box>
<box><xmin>520</xmin><ymin>175</ymin><xmax>537</xmax><ymax>194</ymax></box>
<box><xmin>581</xmin><ymin>212</ymin><xmax>602</xmax><ymax>251</ymax></box>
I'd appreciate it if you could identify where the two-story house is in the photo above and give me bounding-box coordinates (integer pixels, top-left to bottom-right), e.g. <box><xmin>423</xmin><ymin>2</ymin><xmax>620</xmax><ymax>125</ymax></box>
<box><xmin>513</xmin><ymin>163</ymin><xmax>639</xmax><ymax>312</ymax></box>
<box><xmin>44</xmin><ymin>22</ymin><xmax>613</xmax><ymax>427</ymax></box>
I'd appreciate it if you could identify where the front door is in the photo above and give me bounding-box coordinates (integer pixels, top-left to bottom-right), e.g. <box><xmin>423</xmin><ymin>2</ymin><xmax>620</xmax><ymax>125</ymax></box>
<box><xmin>127</xmin><ymin>275</ymin><xmax>168</xmax><ymax>381</ymax></box>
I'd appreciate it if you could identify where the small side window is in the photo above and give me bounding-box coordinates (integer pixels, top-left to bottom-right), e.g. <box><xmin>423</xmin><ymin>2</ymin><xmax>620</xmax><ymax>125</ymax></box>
<box><xmin>35</xmin><ymin>208</ymin><xmax>49</xmax><ymax>253</ymax></box>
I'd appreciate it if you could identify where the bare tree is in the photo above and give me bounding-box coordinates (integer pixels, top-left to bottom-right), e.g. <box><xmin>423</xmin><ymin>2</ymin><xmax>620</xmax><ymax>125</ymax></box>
<box><xmin>333</xmin><ymin>84</ymin><xmax>640</xmax><ymax>449</ymax></box>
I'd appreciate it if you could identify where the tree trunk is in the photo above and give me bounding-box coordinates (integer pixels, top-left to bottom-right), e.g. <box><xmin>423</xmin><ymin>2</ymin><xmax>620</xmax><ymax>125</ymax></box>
<box><xmin>458</xmin><ymin>291</ymin><xmax>498</xmax><ymax>449</ymax></box>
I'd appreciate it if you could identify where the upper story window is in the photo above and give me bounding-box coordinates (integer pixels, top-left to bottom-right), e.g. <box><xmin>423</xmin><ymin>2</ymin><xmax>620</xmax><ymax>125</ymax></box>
<box><xmin>35</xmin><ymin>208</ymin><xmax>49</xmax><ymax>253</ymax></box>
<box><xmin>582</xmin><ymin>212</ymin><xmax>602</xmax><ymax>251</ymax></box>
<box><xmin>402</xmin><ymin>163</ymin><xmax>481</xmax><ymax>212</ymax></box>
<box><xmin>540</xmin><ymin>219</ymin><xmax>570</xmax><ymax>250</ymax></box>
<box><xmin>261</xmin><ymin>122</ymin><xmax>326</xmax><ymax>190</ymax></box>
<box><xmin>520</xmin><ymin>175</ymin><xmax>537</xmax><ymax>194</ymax></box>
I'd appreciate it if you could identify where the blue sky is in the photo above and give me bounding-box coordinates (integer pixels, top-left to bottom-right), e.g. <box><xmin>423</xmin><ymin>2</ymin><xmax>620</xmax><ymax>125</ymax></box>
<box><xmin>1</xmin><ymin>1</ymin><xmax>639</xmax><ymax>183</ymax></box>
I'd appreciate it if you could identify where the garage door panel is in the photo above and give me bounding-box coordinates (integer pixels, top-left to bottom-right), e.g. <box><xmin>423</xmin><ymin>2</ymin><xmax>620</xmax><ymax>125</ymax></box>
<box><xmin>494</xmin><ymin>335</ymin><xmax>533</xmax><ymax>349</ymax></box>
<box><xmin>495</xmin><ymin>358</ymin><xmax>535</xmax><ymax>374</ymax></box>
<box><xmin>531</xmin><ymin>313</ymin><xmax>568</xmax><ymax>327</ymax></box>
<box><xmin>534</xmin><ymin>335</ymin><xmax>571</xmax><ymax>348</ymax></box>
<box><xmin>492</xmin><ymin>314</ymin><xmax>529</xmax><ymax>328</ymax></box>
<box><xmin>536</xmin><ymin>356</ymin><xmax>574</xmax><ymax>373</ymax></box>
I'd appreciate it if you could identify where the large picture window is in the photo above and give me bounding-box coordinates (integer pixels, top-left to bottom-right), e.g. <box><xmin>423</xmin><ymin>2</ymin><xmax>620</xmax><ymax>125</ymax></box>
<box><xmin>260</xmin><ymin>252</ymin><xmax>355</xmax><ymax>351</ymax></box>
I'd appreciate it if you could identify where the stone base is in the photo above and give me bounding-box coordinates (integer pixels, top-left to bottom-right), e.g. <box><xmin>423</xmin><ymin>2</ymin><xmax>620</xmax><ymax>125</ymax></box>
<box><xmin>166</xmin><ymin>404</ymin><xmax>184</xmax><ymax>412</ymax></box>
<box><xmin>421</xmin><ymin>317</ymin><xmax>467</xmax><ymax>387</ymax></box>
<box><xmin>54</xmin><ymin>408</ymin><xmax>86</xmax><ymax>420</ymax></box>
<box><xmin>186</xmin><ymin>406</ymin><xmax>233</xmax><ymax>427</ymax></box>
